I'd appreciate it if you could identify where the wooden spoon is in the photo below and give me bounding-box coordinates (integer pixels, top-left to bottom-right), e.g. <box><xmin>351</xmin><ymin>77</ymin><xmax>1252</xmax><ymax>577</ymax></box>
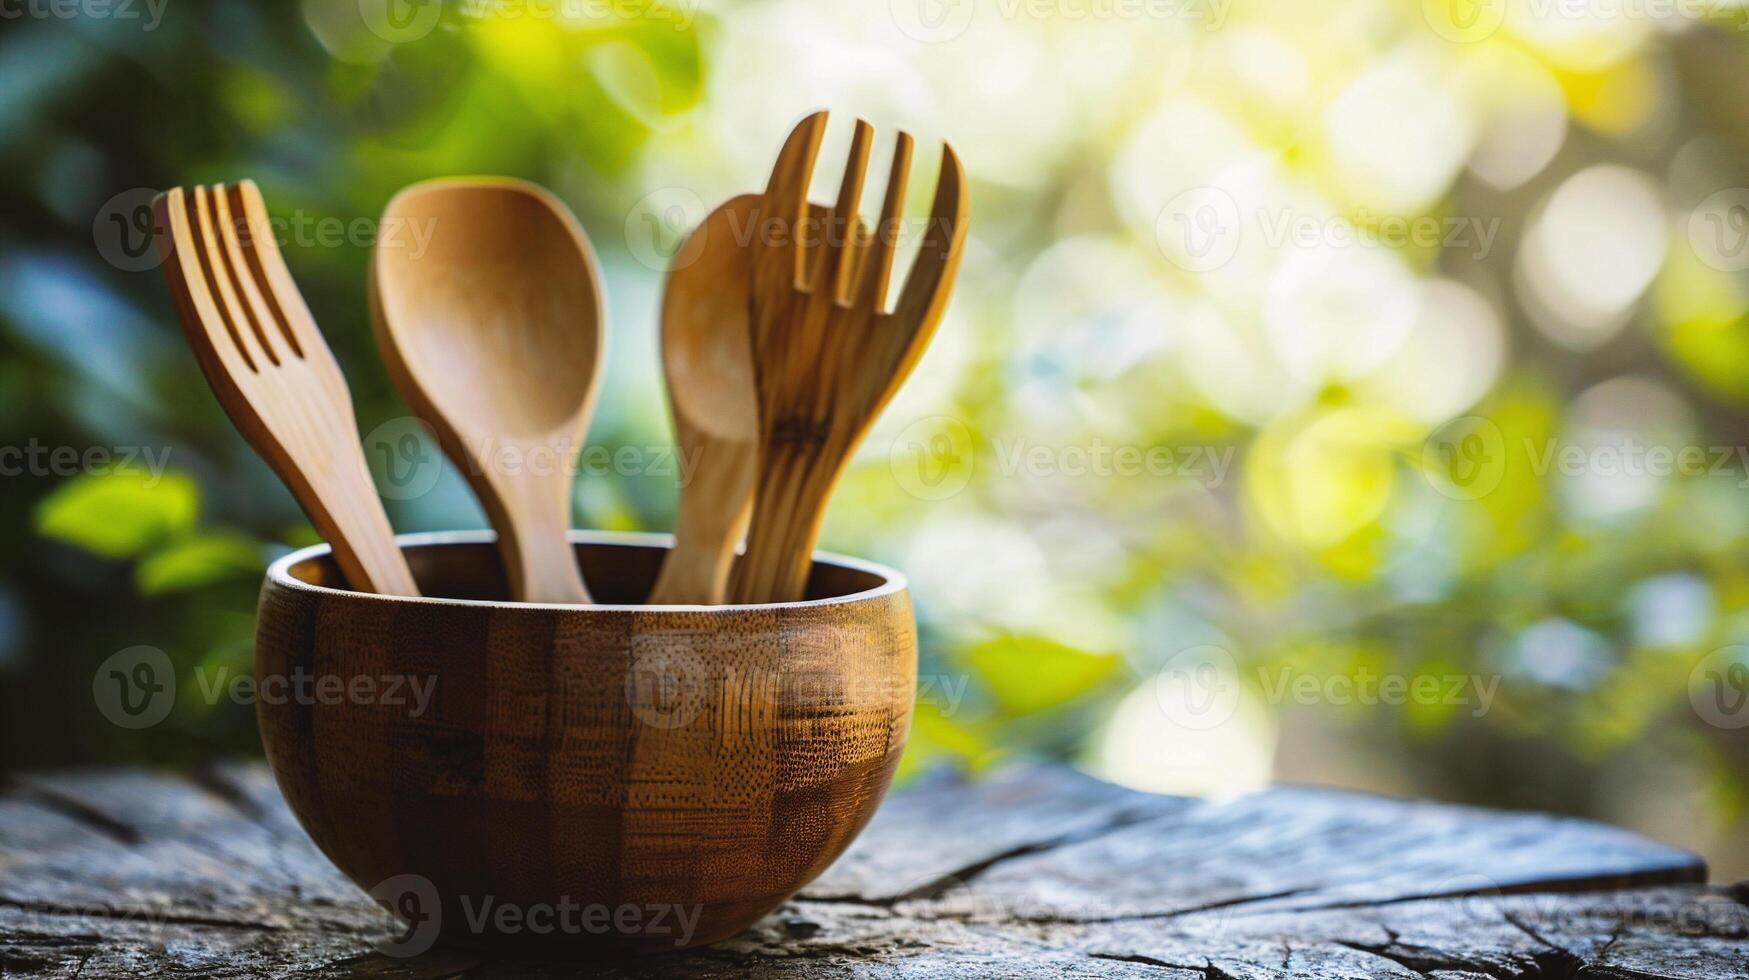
<box><xmin>645</xmin><ymin>194</ymin><xmax>760</xmax><ymax>605</ymax></box>
<box><xmin>154</xmin><ymin>181</ymin><xmax>420</xmax><ymax>597</ymax></box>
<box><xmin>646</xmin><ymin>195</ymin><xmax>855</xmax><ymax>605</ymax></box>
<box><xmin>371</xmin><ymin>177</ymin><xmax>603</xmax><ymax>604</ymax></box>
<box><xmin>730</xmin><ymin>112</ymin><xmax>969</xmax><ymax>603</ymax></box>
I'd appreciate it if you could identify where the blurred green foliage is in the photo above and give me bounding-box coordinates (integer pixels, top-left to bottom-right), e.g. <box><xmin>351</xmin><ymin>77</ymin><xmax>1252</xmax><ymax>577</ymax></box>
<box><xmin>2</xmin><ymin>0</ymin><xmax>1748</xmax><ymax>879</ymax></box>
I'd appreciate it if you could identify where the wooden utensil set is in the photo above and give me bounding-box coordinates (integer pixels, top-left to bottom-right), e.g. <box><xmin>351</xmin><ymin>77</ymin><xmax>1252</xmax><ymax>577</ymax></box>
<box><xmin>155</xmin><ymin>111</ymin><xmax>967</xmax><ymax>606</ymax></box>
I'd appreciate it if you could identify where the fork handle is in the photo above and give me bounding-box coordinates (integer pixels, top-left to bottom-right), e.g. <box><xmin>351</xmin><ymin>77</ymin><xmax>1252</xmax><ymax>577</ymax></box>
<box><xmin>729</xmin><ymin>445</ymin><xmax>838</xmax><ymax>604</ymax></box>
<box><xmin>298</xmin><ymin>448</ymin><xmax>421</xmax><ymax>597</ymax></box>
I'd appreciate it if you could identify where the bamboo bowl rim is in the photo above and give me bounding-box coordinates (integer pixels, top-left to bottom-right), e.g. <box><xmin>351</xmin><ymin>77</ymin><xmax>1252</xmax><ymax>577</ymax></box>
<box><xmin>265</xmin><ymin>529</ymin><xmax>909</xmax><ymax>612</ymax></box>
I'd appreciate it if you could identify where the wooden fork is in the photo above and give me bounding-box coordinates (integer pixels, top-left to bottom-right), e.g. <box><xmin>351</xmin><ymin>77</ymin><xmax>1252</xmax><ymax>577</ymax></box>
<box><xmin>153</xmin><ymin>181</ymin><xmax>420</xmax><ymax>596</ymax></box>
<box><xmin>729</xmin><ymin>112</ymin><xmax>969</xmax><ymax>603</ymax></box>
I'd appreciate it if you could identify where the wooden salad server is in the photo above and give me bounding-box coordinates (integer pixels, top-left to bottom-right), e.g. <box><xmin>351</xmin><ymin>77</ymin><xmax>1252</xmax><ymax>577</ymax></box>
<box><xmin>647</xmin><ymin>195</ymin><xmax>859</xmax><ymax>605</ymax></box>
<box><xmin>371</xmin><ymin>177</ymin><xmax>604</xmax><ymax>604</ymax></box>
<box><xmin>730</xmin><ymin>112</ymin><xmax>969</xmax><ymax>603</ymax></box>
<box><xmin>646</xmin><ymin>194</ymin><xmax>760</xmax><ymax>605</ymax></box>
<box><xmin>153</xmin><ymin>181</ymin><xmax>420</xmax><ymax>597</ymax></box>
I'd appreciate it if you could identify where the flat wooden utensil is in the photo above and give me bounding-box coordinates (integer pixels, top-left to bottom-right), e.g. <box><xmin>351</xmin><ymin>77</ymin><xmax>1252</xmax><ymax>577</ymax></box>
<box><xmin>647</xmin><ymin>195</ymin><xmax>858</xmax><ymax>605</ymax></box>
<box><xmin>152</xmin><ymin>181</ymin><xmax>420</xmax><ymax>596</ymax></box>
<box><xmin>646</xmin><ymin>194</ymin><xmax>760</xmax><ymax>605</ymax></box>
<box><xmin>371</xmin><ymin>177</ymin><xmax>604</xmax><ymax>604</ymax></box>
<box><xmin>730</xmin><ymin>112</ymin><xmax>970</xmax><ymax>603</ymax></box>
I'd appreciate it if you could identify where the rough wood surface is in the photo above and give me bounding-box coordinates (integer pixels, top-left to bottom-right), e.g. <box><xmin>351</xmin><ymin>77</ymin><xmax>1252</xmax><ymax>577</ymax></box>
<box><xmin>1</xmin><ymin>762</ymin><xmax>1742</xmax><ymax>978</ymax></box>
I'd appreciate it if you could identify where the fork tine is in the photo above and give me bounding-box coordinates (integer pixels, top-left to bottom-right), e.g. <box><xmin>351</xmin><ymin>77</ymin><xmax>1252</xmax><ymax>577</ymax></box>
<box><xmin>859</xmin><ymin>131</ymin><xmax>913</xmax><ymax>313</ymax></box>
<box><xmin>200</xmin><ymin>184</ymin><xmax>285</xmax><ymax>369</ymax></box>
<box><xmin>193</xmin><ymin>184</ymin><xmax>281</xmax><ymax>367</ymax></box>
<box><xmin>230</xmin><ymin>180</ymin><xmax>322</xmax><ymax>357</ymax></box>
<box><xmin>185</xmin><ymin>185</ymin><xmax>273</xmax><ymax>372</ymax></box>
<box><xmin>889</xmin><ymin>143</ymin><xmax>968</xmax><ymax>334</ymax></box>
<box><xmin>823</xmin><ymin>118</ymin><xmax>873</xmax><ymax>305</ymax></box>
<box><xmin>208</xmin><ymin>182</ymin><xmax>292</xmax><ymax>367</ymax></box>
<box><xmin>154</xmin><ymin>187</ymin><xmax>257</xmax><ymax>375</ymax></box>
<box><xmin>220</xmin><ymin>182</ymin><xmax>305</xmax><ymax>359</ymax></box>
<box><xmin>759</xmin><ymin>111</ymin><xmax>828</xmax><ymax>292</ymax></box>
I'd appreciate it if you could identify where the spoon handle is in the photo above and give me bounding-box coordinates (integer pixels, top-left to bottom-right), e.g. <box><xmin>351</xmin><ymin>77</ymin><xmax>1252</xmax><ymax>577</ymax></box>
<box><xmin>508</xmin><ymin>536</ymin><xmax>592</xmax><ymax>604</ymax></box>
<box><xmin>490</xmin><ymin>479</ymin><xmax>592</xmax><ymax>604</ymax></box>
<box><xmin>648</xmin><ymin>441</ymin><xmax>755</xmax><ymax>605</ymax></box>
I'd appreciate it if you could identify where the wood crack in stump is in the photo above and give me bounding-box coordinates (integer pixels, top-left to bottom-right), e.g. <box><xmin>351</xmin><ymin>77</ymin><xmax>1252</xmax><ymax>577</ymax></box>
<box><xmin>1088</xmin><ymin>952</ymin><xmax>1234</xmax><ymax>978</ymax></box>
<box><xmin>1271</xmin><ymin>864</ymin><xmax>1708</xmax><ymax>920</ymax></box>
<box><xmin>893</xmin><ymin>805</ymin><xmax>1165</xmax><ymax>903</ymax></box>
<box><xmin>0</xmin><ymin>896</ymin><xmax>286</xmax><ymax>933</ymax></box>
<box><xmin>8</xmin><ymin>783</ymin><xmax>143</xmax><ymax>846</ymax></box>
<box><xmin>1331</xmin><ymin>937</ymin><xmax>1485</xmax><ymax>979</ymax></box>
<box><xmin>185</xmin><ymin>764</ymin><xmax>273</xmax><ymax>829</ymax></box>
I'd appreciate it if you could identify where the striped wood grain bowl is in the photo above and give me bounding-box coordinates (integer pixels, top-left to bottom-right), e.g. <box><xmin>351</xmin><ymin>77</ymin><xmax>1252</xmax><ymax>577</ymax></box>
<box><xmin>255</xmin><ymin>530</ymin><xmax>915</xmax><ymax>954</ymax></box>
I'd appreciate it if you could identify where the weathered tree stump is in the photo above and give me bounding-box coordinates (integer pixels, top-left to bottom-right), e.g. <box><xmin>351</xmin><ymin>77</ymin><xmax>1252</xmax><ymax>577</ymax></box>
<box><xmin>1</xmin><ymin>762</ymin><xmax>1743</xmax><ymax>977</ymax></box>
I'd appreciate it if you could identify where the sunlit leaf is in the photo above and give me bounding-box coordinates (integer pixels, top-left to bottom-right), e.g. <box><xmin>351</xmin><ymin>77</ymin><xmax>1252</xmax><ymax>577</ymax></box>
<box><xmin>963</xmin><ymin>633</ymin><xmax>1121</xmax><ymax>716</ymax></box>
<box><xmin>894</xmin><ymin>701</ymin><xmax>999</xmax><ymax>783</ymax></box>
<box><xmin>135</xmin><ymin>531</ymin><xmax>265</xmax><ymax>595</ymax></box>
<box><xmin>34</xmin><ymin>468</ymin><xmax>198</xmax><ymax>560</ymax></box>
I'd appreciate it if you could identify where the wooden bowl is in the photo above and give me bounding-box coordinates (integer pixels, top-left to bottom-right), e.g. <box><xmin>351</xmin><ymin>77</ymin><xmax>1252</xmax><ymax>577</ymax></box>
<box><xmin>255</xmin><ymin>530</ymin><xmax>915</xmax><ymax>954</ymax></box>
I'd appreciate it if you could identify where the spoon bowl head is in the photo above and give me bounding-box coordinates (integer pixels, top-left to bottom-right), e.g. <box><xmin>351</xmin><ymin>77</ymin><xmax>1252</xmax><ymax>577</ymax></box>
<box><xmin>661</xmin><ymin>194</ymin><xmax>759</xmax><ymax>443</ymax></box>
<box><xmin>374</xmin><ymin>178</ymin><xmax>603</xmax><ymax>439</ymax></box>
